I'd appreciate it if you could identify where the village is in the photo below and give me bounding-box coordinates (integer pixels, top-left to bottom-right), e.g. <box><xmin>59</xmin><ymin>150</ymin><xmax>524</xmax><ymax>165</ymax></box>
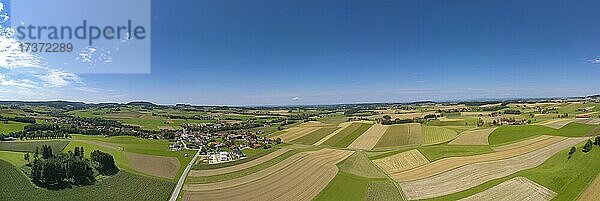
<box><xmin>171</xmin><ymin>125</ymin><xmax>282</xmax><ymax>164</ymax></box>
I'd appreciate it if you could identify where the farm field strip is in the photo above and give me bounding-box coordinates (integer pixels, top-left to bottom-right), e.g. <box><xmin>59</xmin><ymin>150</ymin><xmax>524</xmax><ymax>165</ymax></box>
<box><xmin>348</xmin><ymin>124</ymin><xmax>389</xmax><ymax>150</ymax></box>
<box><xmin>183</xmin><ymin>149</ymin><xmax>352</xmax><ymax>201</ymax></box>
<box><xmin>577</xmin><ymin>173</ymin><xmax>600</xmax><ymax>201</ymax></box>
<box><xmin>188</xmin><ymin>148</ymin><xmax>290</xmax><ymax>177</ymax></box>
<box><xmin>314</xmin><ymin>122</ymin><xmax>352</xmax><ymax>145</ymax></box>
<box><xmin>184</xmin><ymin>149</ymin><xmax>349</xmax><ymax>190</ymax></box>
<box><xmin>125</xmin><ymin>152</ymin><xmax>181</xmax><ymax>179</ymax></box>
<box><xmin>459</xmin><ymin>177</ymin><xmax>556</xmax><ymax>201</ymax></box>
<box><xmin>492</xmin><ymin>135</ymin><xmax>557</xmax><ymax>152</ymax></box>
<box><xmin>365</xmin><ymin>180</ymin><xmax>404</xmax><ymax>201</ymax></box>
<box><xmin>321</xmin><ymin>123</ymin><xmax>374</xmax><ymax>148</ymax></box>
<box><xmin>538</xmin><ymin>118</ymin><xmax>575</xmax><ymax>129</ymax></box>
<box><xmin>277</xmin><ymin>127</ymin><xmax>322</xmax><ymax>142</ymax></box>
<box><xmin>185</xmin><ymin>152</ymin><xmax>312</xmax><ymax>188</ymax></box>
<box><xmin>390</xmin><ymin>136</ymin><xmax>565</xmax><ymax>182</ymax></box>
<box><xmin>338</xmin><ymin>152</ymin><xmax>387</xmax><ymax>179</ymax></box>
<box><xmin>373</xmin><ymin>149</ymin><xmax>430</xmax><ymax>174</ymax></box>
<box><xmin>73</xmin><ymin>139</ymin><xmax>124</xmax><ymax>151</ymax></box>
<box><xmin>291</xmin><ymin>127</ymin><xmax>340</xmax><ymax>144</ymax></box>
<box><xmin>421</xmin><ymin>126</ymin><xmax>458</xmax><ymax>145</ymax></box>
<box><xmin>373</xmin><ymin>123</ymin><xmax>421</xmax><ymax>149</ymax></box>
<box><xmin>575</xmin><ymin>118</ymin><xmax>600</xmax><ymax>125</ymax></box>
<box><xmin>0</xmin><ymin>140</ymin><xmax>69</xmax><ymax>155</ymax></box>
<box><xmin>398</xmin><ymin>137</ymin><xmax>587</xmax><ymax>200</ymax></box>
<box><xmin>448</xmin><ymin>127</ymin><xmax>497</xmax><ymax>145</ymax></box>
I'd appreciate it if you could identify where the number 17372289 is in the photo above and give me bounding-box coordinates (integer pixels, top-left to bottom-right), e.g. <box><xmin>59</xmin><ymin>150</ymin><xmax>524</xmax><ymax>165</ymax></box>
<box><xmin>19</xmin><ymin>42</ymin><xmax>73</xmax><ymax>53</ymax></box>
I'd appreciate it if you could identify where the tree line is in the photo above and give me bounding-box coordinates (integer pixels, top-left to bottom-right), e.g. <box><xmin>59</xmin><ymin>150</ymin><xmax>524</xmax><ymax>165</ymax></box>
<box><xmin>0</xmin><ymin>115</ymin><xmax>36</xmax><ymax>123</ymax></box>
<box><xmin>568</xmin><ymin>137</ymin><xmax>600</xmax><ymax>159</ymax></box>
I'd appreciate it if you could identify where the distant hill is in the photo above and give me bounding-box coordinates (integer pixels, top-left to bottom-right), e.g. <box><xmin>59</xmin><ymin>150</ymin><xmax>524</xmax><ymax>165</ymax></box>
<box><xmin>126</xmin><ymin>101</ymin><xmax>158</xmax><ymax>108</ymax></box>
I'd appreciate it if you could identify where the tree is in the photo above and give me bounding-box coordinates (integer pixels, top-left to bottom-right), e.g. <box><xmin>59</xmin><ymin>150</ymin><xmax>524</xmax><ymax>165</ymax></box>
<box><xmin>42</xmin><ymin>158</ymin><xmax>66</xmax><ymax>186</ymax></box>
<box><xmin>41</xmin><ymin>145</ymin><xmax>53</xmax><ymax>159</ymax></box>
<box><xmin>91</xmin><ymin>150</ymin><xmax>119</xmax><ymax>175</ymax></box>
<box><xmin>24</xmin><ymin>153</ymin><xmax>30</xmax><ymax>163</ymax></box>
<box><xmin>583</xmin><ymin>139</ymin><xmax>593</xmax><ymax>153</ymax></box>
<box><xmin>594</xmin><ymin>136</ymin><xmax>600</xmax><ymax>146</ymax></box>
<box><xmin>80</xmin><ymin>147</ymin><xmax>84</xmax><ymax>157</ymax></box>
<box><xmin>67</xmin><ymin>157</ymin><xmax>95</xmax><ymax>185</ymax></box>
<box><xmin>476</xmin><ymin>118</ymin><xmax>485</xmax><ymax>127</ymax></box>
<box><xmin>34</xmin><ymin>146</ymin><xmax>39</xmax><ymax>159</ymax></box>
<box><xmin>31</xmin><ymin>159</ymin><xmax>43</xmax><ymax>184</ymax></box>
<box><xmin>568</xmin><ymin>146</ymin><xmax>576</xmax><ymax>159</ymax></box>
<box><xmin>74</xmin><ymin>147</ymin><xmax>80</xmax><ymax>156</ymax></box>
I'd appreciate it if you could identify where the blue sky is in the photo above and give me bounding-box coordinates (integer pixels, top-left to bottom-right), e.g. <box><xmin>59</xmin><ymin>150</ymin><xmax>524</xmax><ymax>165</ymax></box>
<box><xmin>1</xmin><ymin>0</ymin><xmax>599</xmax><ymax>105</ymax></box>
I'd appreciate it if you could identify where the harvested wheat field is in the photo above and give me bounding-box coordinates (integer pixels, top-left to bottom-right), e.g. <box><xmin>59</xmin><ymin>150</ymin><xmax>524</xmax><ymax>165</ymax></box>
<box><xmin>391</xmin><ymin>136</ymin><xmax>566</xmax><ymax>182</ymax></box>
<box><xmin>348</xmin><ymin>124</ymin><xmax>389</xmax><ymax>150</ymax></box>
<box><xmin>183</xmin><ymin>149</ymin><xmax>353</xmax><ymax>201</ymax></box>
<box><xmin>188</xmin><ymin>148</ymin><xmax>291</xmax><ymax>177</ymax></box>
<box><xmin>125</xmin><ymin>152</ymin><xmax>180</xmax><ymax>179</ymax></box>
<box><xmin>575</xmin><ymin>118</ymin><xmax>600</xmax><ymax>125</ymax></box>
<box><xmin>314</xmin><ymin>122</ymin><xmax>353</xmax><ymax>145</ymax></box>
<box><xmin>373</xmin><ymin>149</ymin><xmax>429</xmax><ymax>174</ymax></box>
<box><xmin>539</xmin><ymin>119</ymin><xmax>575</xmax><ymax>129</ymax></box>
<box><xmin>577</xmin><ymin>173</ymin><xmax>600</xmax><ymax>201</ymax></box>
<box><xmin>448</xmin><ymin>127</ymin><xmax>497</xmax><ymax>145</ymax></box>
<box><xmin>398</xmin><ymin>137</ymin><xmax>587</xmax><ymax>200</ymax></box>
<box><xmin>459</xmin><ymin>177</ymin><xmax>556</xmax><ymax>201</ymax></box>
<box><xmin>492</xmin><ymin>135</ymin><xmax>557</xmax><ymax>152</ymax></box>
<box><xmin>277</xmin><ymin>126</ymin><xmax>323</xmax><ymax>142</ymax></box>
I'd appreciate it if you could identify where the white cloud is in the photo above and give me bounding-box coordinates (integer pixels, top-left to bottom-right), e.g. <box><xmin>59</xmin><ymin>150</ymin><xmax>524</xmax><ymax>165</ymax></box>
<box><xmin>0</xmin><ymin>73</ymin><xmax>40</xmax><ymax>88</ymax></box>
<box><xmin>38</xmin><ymin>70</ymin><xmax>81</xmax><ymax>87</ymax></box>
<box><xmin>587</xmin><ymin>57</ymin><xmax>600</xmax><ymax>64</ymax></box>
<box><xmin>77</xmin><ymin>47</ymin><xmax>113</xmax><ymax>67</ymax></box>
<box><xmin>0</xmin><ymin>33</ymin><xmax>42</xmax><ymax>69</ymax></box>
<box><xmin>292</xmin><ymin>96</ymin><xmax>301</xmax><ymax>101</ymax></box>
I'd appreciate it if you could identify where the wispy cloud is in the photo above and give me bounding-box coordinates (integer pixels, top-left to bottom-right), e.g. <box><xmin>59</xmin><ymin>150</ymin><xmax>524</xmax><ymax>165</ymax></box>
<box><xmin>0</xmin><ymin>3</ymin><xmax>87</xmax><ymax>100</ymax></box>
<box><xmin>0</xmin><ymin>73</ymin><xmax>41</xmax><ymax>88</ymax></box>
<box><xmin>586</xmin><ymin>57</ymin><xmax>600</xmax><ymax>64</ymax></box>
<box><xmin>38</xmin><ymin>70</ymin><xmax>81</xmax><ymax>87</ymax></box>
<box><xmin>292</xmin><ymin>96</ymin><xmax>301</xmax><ymax>101</ymax></box>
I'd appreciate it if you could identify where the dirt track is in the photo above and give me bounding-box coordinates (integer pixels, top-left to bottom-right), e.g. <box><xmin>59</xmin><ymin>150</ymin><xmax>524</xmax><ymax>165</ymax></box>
<box><xmin>348</xmin><ymin>124</ymin><xmax>388</xmax><ymax>150</ymax></box>
<box><xmin>188</xmin><ymin>148</ymin><xmax>291</xmax><ymax>177</ymax></box>
<box><xmin>448</xmin><ymin>128</ymin><xmax>497</xmax><ymax>145</ymax></box>
<box><xmin>459</xmin><ymin>177</ymin><xmax>556</xmax><ymax>201</ymax></box>
<box><xmin>183</xmin><ymin>149</ymin><xmax>352</xmax><ymax>201</ymax></box>
<box><xmin>390</xmin><ymin>136</ymin><xmax>565</xmax><ymax>182</ymax></box>
<box><xmin>399</xmin><ymin>137</ymin><xmax>587</xmax><ymax>200</ymax></box>
<box><xmin>125</xmin><ymin>152</ymin><xmax>180</xmax><ymax>179</ymax></box>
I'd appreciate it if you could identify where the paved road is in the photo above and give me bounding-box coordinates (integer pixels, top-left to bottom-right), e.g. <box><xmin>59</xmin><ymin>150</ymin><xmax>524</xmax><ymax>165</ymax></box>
<box><xmin>169</xmin><ymin>150</ymin><xmax>200</xmax><ymax>201</ymax></box>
